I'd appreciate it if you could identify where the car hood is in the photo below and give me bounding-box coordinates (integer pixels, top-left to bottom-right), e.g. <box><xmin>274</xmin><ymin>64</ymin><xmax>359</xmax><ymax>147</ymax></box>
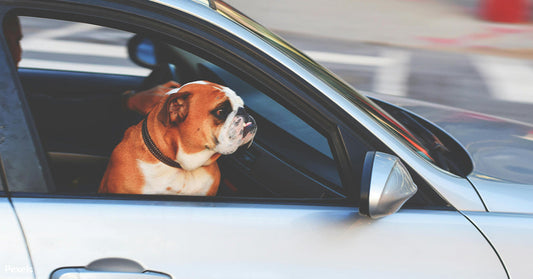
<box><xmin>367</xmin><ymin>93</ymin><xmax>533</xmax><ymax>213</ymax></box>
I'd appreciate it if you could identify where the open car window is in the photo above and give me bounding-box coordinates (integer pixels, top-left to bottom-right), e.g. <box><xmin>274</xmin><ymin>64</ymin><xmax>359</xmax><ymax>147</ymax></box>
<box><xmin>19</xmin><ymin>17</ymin><xmax>150</xmax><ymax>76</ymax></box>
<box><xmin>15</xmin><ymin>16</ymin><xmax>347</xmax><ymax>200</ymax></box>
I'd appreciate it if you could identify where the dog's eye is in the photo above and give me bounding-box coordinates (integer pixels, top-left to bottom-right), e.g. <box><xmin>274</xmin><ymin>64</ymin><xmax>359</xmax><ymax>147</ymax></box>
<box><xmin>211</xmin><ymin>100</ymin><xmax>232</xmax><ymax>121</ymax></box>
<box><xmin>213</xmin><ymin>108</ymin><xmax>229</xmax><ymax>120</ymax></box>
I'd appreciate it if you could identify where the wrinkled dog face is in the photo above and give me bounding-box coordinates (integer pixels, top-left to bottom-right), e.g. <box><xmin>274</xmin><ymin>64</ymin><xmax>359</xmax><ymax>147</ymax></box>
<box><xmin>212</xmin><ymin>86</ymin><xmax>257</xmax><ymax>155</ymax></box>
<box><xmin>162</xmin><ymin>81</ymin><xmax>257</xmax><ymax>157</ymax></box>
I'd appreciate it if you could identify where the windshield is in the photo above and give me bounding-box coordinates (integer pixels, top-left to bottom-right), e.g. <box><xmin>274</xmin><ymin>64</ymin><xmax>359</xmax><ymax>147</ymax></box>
<box><xmin>213</xmin><ymin>0</ymin><xmax>436</xmax><ymax>163</ymax></box>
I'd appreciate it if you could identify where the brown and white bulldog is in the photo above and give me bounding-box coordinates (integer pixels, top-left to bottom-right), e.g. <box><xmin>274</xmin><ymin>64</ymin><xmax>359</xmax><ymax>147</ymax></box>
<box><xmin>99</xmin><ymin>81</ymin><xmax>257</xmax><ymax>196</ymax></box>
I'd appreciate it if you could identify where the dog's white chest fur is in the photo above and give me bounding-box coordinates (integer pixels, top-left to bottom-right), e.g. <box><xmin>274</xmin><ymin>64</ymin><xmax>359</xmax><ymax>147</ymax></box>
<box><xmin>137</xmin><ymin>160</ymin><xmax>214</xmax><ymax>195</ymax></box>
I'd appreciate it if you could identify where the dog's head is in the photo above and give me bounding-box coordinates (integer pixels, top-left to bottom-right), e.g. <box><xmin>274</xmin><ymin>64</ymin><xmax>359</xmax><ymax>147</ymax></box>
<box><xmin>156</xmin><ymin>81</ymin><xmax>256</xmax><ymax>168</ymax></box>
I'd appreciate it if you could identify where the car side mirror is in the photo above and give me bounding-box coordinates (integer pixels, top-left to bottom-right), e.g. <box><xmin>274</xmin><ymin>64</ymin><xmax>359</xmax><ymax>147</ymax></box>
<box><xmin>359</xmin><ymin>151</ymin><xmax>417</xmax><ymax>219</ymax></box>
<box><xmin>128</xmin><ymin>35</ymin><xmax>158</xmax><ymax>69</ymax></box>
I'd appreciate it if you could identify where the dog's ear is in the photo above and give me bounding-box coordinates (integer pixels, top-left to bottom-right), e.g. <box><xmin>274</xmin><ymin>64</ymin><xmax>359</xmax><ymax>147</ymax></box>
<box><xmin>157</xmin><ymin>92</ymin><xmax>190</xmax><ymax>126</ymax></box>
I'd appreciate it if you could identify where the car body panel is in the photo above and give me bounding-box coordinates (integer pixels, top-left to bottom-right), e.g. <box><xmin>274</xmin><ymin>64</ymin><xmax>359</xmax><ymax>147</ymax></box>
<box><xmin>13</xmin><ymin>198</ymin><xmax>507</xmax><ymax>279</ymax></box>
<box><xmin>468</xmin><ymin>177</ymin><xmax>533</xmax><ymax>213</ymax></box>
<box><xmin>369</xmin><ymin>93</ymin><xmax>533</xmax><ymax>214</ymax></box>
<box><xmin>0</xmin><ymin>198</ymin><xmax>34</xmax><ymax>279</ymax></box>
<box><xmin>465</xmin><ymin>211</ymin><xmax>533</xmax><ymax>279</ymax></box>
<box><xmin>388</xmin><ymin>97</ymin><xmax>533</xmax><ymax>185</ymax></box>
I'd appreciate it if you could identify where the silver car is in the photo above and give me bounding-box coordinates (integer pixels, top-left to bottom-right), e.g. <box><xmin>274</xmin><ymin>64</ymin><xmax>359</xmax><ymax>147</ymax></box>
<box><xmin>0</xmin><ymin>0</ymin><xmax>532</xmax><ymax>278</ymax></box>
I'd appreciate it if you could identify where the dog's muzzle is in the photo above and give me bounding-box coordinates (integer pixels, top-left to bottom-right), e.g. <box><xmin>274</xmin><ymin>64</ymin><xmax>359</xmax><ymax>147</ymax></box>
<box><xmin>237</xmin><ymin>107</ymin><xmax>257</xmax><ymax>144</ymax></box>
<box><xmin>215</xmin><ymin>107</ymin><xmax>257</xmax><ymax>155</ymax></box>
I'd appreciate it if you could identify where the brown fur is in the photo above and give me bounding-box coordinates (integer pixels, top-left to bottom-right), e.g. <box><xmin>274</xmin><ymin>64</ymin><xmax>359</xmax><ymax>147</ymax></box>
<box><xmin>99</xmin><ymin>82</ymin><xmax>232</xmax><ymax>196</ymax></box>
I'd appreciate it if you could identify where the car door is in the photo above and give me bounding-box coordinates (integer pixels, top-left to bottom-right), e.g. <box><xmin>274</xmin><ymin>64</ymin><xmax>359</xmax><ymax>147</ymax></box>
<box><xmin>10</xmin><ymin>198</ymin><xmax>507</xmax><ymax>279</ymax></box>
<box><xmin>0</xmin><ymin>195</ymin><xmax>33</xmax><ymax>279</ymax></box>
<box><xmin>1</xmin><ymin>2</ymin><xmax>508</xmax><ymax>279</ymax></box>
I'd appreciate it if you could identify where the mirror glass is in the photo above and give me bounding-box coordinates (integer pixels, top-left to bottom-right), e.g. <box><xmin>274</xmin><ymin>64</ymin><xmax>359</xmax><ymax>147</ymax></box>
<box><xmin>136</xmin><ymin>38</ymin><xmax>157</xmax><ymax>67</ymax></box>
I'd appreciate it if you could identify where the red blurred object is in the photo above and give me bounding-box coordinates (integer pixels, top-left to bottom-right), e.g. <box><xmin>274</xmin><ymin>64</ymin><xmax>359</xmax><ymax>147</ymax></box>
<box><xmin>479</xmin><ymin>0</ymin><xmax>530</xmax><ymax>23</ymax></box>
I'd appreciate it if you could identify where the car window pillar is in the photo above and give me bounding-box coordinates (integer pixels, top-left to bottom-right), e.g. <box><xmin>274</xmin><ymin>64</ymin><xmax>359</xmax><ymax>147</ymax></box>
<box><xmin>0</xmin><ymin>9</ymin><xmax>54</xmax><ymax>193</ymax></box>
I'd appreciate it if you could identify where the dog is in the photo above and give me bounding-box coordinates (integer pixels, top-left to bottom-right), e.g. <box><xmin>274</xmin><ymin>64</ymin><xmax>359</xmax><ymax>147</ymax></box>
<box><xmin>99</xmin><ymin>81</ymin><xmax>256</xmax><ymax>196</ymax></box>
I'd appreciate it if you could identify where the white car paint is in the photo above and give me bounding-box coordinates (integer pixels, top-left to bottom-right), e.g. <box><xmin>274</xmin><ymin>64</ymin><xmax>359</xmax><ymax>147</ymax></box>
<box><xmin>13</xmin><ymin>198</ymin><xmax>507</xmax><ymax>279</ymax></box>
<box><xmin>0</xmin><ymin>198</ymin><xmax>34</xmax><ymax>279</ymax></box>
<box><xmin>465</xmin><ymin>211</ymin><xmax>533</xmax><ymax>279</ymax></box>
<box><xmin>468</xmin><ymin>176</ymin><xmax>533</xmax><ymax>214</ymax></box>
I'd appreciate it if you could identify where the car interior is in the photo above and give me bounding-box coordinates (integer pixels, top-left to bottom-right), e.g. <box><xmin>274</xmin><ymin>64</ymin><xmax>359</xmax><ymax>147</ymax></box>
<box><xmin>17</xmin><ymin>16</ymin><xmax>348</xmax><ymax>200</ymax></box>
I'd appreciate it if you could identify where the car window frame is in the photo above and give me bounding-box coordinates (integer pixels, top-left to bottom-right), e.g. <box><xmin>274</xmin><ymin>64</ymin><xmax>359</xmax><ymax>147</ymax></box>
<box><xmin>0</xmin><ymin>154</ymin><xmax>7</xmax><ymax>193</ymax></box>
<box><xmin>2</xmin><ymin>1</ymin><xmax>380</xmax><ymax>205</ymax></box>
<box><xmin>0</xmin><ymin>8</ymin><xmax>55</xmax><ymax>194</ymax></box>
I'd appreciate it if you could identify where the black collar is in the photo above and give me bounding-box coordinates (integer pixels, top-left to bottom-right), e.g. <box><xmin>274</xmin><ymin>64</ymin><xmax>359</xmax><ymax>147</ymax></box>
<box><xmin>142</xmin><ymin>117</ymin><xmax>182</xmax><ymax>169</ymax></box>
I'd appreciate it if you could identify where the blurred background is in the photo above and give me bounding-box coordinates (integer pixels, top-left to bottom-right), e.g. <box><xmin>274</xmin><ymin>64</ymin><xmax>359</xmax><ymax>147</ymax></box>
<box><xmin>20</xmin><ymin>0</ymin><xmax>533</xmax><ymax>123</ymax></box>
<box><xmin>224</xmin><ymin>0</ymin><xmax>533</xmax><ymax>124</ymax></box>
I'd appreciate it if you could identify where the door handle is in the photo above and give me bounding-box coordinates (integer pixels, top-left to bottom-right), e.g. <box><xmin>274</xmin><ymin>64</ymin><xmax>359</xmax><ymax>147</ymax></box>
<box><xmin>51</xmin><ymin>258</ymin><xmax>170</xmax><ymax>279</ymax></box>
<box><xmin>52</xmin><ymin>268</ymin><xmax>169</xmax><ymax>279</ymax></box>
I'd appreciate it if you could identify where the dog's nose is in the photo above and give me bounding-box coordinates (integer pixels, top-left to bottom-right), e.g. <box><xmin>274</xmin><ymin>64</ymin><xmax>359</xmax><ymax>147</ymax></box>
<box><xmin>237</xmin><ymin>107</ymin><xmax>256</xmax><ymax>139</ymax></box>
<box><xmin>243</xmin><ymin>115</ymin><xmax>256</xmax><ymax>137</ymax></box>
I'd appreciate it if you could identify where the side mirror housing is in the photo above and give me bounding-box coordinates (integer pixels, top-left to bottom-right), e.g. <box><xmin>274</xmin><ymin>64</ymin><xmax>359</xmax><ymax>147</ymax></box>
<box><xmin>359</xmin><ymin>151</ymin><xmax>417</xmax><ymax>219</ymax></box>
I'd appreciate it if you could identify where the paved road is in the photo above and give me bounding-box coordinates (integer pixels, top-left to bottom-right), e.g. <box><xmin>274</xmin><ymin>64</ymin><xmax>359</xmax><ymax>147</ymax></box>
<box><xmin>19</xmin><ymin>17</ymin><xmax>533</xmax><ymax>124</ymax></box>
<box><xmin>279</xmin><ymin>32</ymin><xmax>533</xmax><ymax>124</ymax></box>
